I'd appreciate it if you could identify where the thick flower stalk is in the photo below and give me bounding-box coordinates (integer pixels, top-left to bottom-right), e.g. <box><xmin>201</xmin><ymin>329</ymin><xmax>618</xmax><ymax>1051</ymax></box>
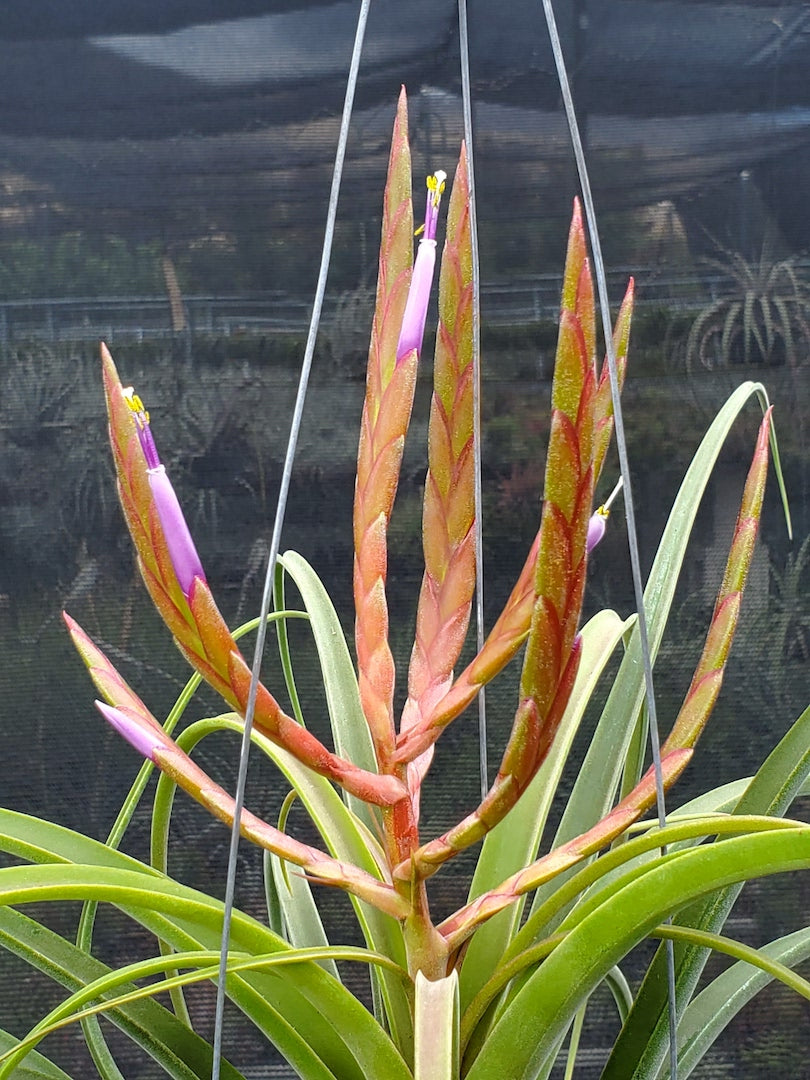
<box><xmin>440</xmin><ymin>408</ymin><xmax>775</xmax><ymax>947</ymax></box>
<box><xmin>100</xmin><ymin>345</ymin><xmax>405</xmax><ymax>807</ymax></box>
<box><xmin>400</xmin><ymin>147</ymin><xmax>474</xmax><ymax>807</ymax></box>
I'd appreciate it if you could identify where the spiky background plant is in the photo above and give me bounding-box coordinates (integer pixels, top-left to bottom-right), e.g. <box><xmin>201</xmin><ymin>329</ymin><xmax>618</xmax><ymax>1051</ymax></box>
<box><xmin>1</xmin><ymin>92</ymin><xmax>809</xmax><ymax>1080</ymax></box>
<box><xmin>686</xmin><ymin>233</ymin><xmax>810</xmax><ymax>370</ymax></box>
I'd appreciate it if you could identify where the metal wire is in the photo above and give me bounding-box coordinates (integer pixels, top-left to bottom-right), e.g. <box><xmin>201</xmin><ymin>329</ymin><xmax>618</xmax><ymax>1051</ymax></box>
<box><xmin>457</xmin><ymin>0</ymin><xmax>488</xmax><ymax>800</ymax></box>
<box><xmin>538</xmin><ymin>2</ymin><xmax>679</xmax><ymax>1076</ymax></box>
<box><xmin>209</xmin><ymin>2</ymin><xmax>372</xmax><ymax>1075</ymax></box>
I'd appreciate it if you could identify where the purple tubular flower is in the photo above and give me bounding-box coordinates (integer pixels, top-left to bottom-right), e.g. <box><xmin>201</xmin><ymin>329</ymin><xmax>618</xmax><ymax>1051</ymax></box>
<box><xmin>122</xmin><ymin>386</ymin><xmax>206</xmax><ymax>596</ymax></box>
<box><xmin>396</xmin><ymin>238</ymin><xmax>437</xmax><ymax>361</ymax></box>
<box><xmin>147</xmin><ymin>466</ymin><xmax>207</xmax><ymax>595</ymax></box>
<box><xmin>586</xmin><ymin>507</ymin><xmax>608</xmax><ymax>553</ymax></box>
<box><xmin>95</xmin><ymin>700</ymin><xmax>163</xmax><ymax>760</ymax></box>
<box><xmin>586</xmin><ymin>477</ymin><xmax>624</xmax><ymax>554</ymax></box>
<box><xmin>396</xmin><ymin>170</ymin><xmax>447</xmax><ymax>362</ymax></box>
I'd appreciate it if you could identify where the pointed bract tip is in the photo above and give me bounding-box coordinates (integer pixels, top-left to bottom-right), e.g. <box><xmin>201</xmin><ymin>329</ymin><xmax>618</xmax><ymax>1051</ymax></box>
<box><xmin>100</xmin><ymin>341</ymin><xmax>117</xmax><ymax>376</ymax></box>
<box><xmin>95</xmin><ymin>700</ymin><xmax>163</xmax><ymax>761</ymax></box>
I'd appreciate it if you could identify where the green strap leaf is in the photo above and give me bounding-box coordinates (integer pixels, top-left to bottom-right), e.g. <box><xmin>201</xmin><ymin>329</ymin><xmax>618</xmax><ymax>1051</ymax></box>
<box><xmin>278</xmin><ymin>551</ymin><xmax>380</xmax><ymax>831</ymax></box>
<box><xmin>657</xmin><ymin>926</ymin><xmax>810</xmax><ymax>1079</ymax></box>
<box><xmin>5</xmin><ymin>946</ymin><xmax>405</xmax><ymax>1078</ymax></box>
<box><xmin>0</xmin><ymin>907</ymin><xmax>246</xmax><ymax>1080</ymax></box>
<box><xmin>601</xmin><ymin>699</ymin><xmax>810</xmax><ymax>1079</ymax></box>
<box><xmin>459</xmin><ymin>610</ymin><xmax>632</xmax><ymax>1012</ymax></box>
<box><xmin>465</xmin><ymin>828</ymin><xmax>810</xmax><ymax>1080</ymax></box>
<box><xmin>651</xmin><ymin>923</ymin><xmax>810</xmax><ymax>1003</ymax></box>
<box><xmin>0</xmin><ymin>853</ymin><xmax>411</xmax><ymax>1080</ymax></box>
<box><xmin>0</xmin><ymin>1029</ymin><xmax>74</xmax><ymax>1080</ymax></box>
<box><xmin>529</xmin><ymin>381</ymin><xmax>778</xmax><ymax>925</ymax></box>
<box><xmin>150</xmin><ymin>716</ymin><xmax>411</xmax><ymax>1054</ymax></box>
<box><xmin>269</xmin><ymin>849</ymin><xmax>341</xmax><ymax>981</ymax></box>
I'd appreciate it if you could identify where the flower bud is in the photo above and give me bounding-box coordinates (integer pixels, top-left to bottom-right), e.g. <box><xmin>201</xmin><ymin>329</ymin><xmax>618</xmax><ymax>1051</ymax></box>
<box><xmin>95</xmin><ymin>700</ymin><xmax>163</xmax><ymax>761</ymax></box>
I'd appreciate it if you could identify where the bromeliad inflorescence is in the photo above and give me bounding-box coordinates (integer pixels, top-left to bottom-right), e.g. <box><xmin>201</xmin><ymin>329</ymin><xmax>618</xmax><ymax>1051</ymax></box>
<box><xmin>65</xmin><ymin>90</ymin><xmax>773</xmax><ymax>1001</ymax></box>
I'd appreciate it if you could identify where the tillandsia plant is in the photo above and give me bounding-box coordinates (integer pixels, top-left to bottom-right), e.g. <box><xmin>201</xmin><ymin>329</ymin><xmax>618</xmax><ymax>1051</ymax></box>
<box><xmin>1</xmin><ymin>91</ymin><xmax>810</xmax><ymax>1080</ymax></box>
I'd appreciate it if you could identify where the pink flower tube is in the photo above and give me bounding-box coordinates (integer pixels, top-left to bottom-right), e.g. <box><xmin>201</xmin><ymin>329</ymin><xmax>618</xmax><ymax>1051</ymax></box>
<box><xmin>95</xmin><ymin>700</ymin><xmax>164</xmax><ymax>761</ymax></box>
<box><xmin>586</xmin><ymin>477</ymin><xmax>624</xmax><ymax>554</ymax></box>
<box><xmin>123</xmin><ymin>387</ymin><xmax>206</xmax><ymax>596</ymax></box>
<box><xmin>396</xmin><ymin>170</ymin><xmax>447</xmax><ymax>362</ymax></box>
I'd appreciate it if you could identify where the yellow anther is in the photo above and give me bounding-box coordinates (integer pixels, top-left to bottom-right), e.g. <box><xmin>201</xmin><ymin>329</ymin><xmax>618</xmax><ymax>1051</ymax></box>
<box><xmin>122</xmin><ymin>386</ymin><xmax>149</xmax><ymax>427</ymax></box>
<box><xmin>426</xmin><ymin>170</ymin><xmax>447</xmax><ymax>207</ymax></box>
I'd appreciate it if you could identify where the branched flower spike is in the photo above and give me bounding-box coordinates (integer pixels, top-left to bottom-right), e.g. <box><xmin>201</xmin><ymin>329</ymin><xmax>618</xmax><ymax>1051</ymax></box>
<box><xmin>65</xmin><ymin>615</ymin><xmax>407</xmax><ymax>915</ymax></box>
<box><xmin>98</xmin><ymin>345</ymin><xmax>405</xmax><ymax>807</ymax></box>
<box><xmin>395</xmin><ymin>207</ymin><xmax>634</xmax><ymax>766</ymax></box>
<box><xmin>438</xmin><ymin>747</ymin><xmax>693</xmax><ymax>949</ymax></box>
<box><xmin>353</xmin><ymin>90</ymin><xmax>416</xmax><ymax>772</ymax></box>
<box><xmin>396</xmin><ymin>202</ymin><xmax>611</xmax><ymax>880</ymax></box>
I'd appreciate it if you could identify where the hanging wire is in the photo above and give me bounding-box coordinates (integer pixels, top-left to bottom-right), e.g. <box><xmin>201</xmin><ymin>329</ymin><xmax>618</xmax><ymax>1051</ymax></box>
<box><xmin>538</xmin><ymin>2</ymin><xmax>679</xmax><ymax>1076</ymax></box>
<box><xmin>209</xmin><ymin>3</ymin><xmax>372</xmax><ymax>1075</ymax></box>
<box><xmin>457</xmin><ymin>0</ymin><xmax>488</xmax><ymax>800</ymax></box>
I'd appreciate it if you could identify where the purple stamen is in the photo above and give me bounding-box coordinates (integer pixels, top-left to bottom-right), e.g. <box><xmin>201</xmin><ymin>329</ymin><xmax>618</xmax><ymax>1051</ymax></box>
<box><xmin>122</xmin><ymin>387</ymin><xmax>161</xmax><ymax>470</ymax></box>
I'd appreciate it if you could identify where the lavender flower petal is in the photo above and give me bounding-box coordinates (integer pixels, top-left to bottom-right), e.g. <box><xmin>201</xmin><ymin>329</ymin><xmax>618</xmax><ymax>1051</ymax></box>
<box><xmin>395</xmin><ymin>170</ymin><xmax>447</xmax><ymax>362</ymax></box>
<box><xmin>148</xmin><ymin>465</ymin><xmax>207</xmax><ymax>596</ymax></box>
<box><xmin>586</xmin><ymin>508</ymin><xmax>608</xmax><ymax>553</ymax></box>
<box><xmin>95</xmin><ymin>700</ymin><xmax>162</xmax><ymax>760</ymax></box>
<box><xmin>396</xmin><ymin>238</ymin><xmax>437</xmax><ymax>361</ymax></box>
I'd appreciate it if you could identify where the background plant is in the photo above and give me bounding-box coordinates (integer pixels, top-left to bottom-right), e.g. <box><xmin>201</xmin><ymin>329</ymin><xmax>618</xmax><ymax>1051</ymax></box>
<box><xmin>686</xmin><ymin>230</ymin><xmax>810</xmax><ymax>371</ymax></box>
